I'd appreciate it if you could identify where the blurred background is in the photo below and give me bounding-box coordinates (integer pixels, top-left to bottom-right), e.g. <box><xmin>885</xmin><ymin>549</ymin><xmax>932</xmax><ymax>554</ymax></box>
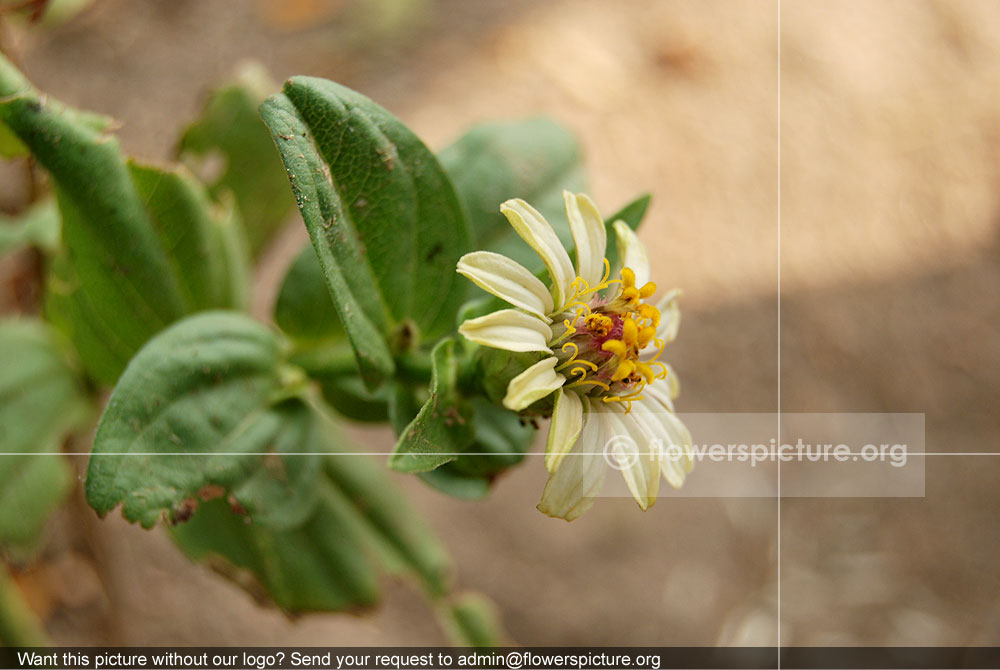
<box><xmin>1</xmin><ymin>0</ymin><xmax>999</xmax><ymax>647</ymax></box>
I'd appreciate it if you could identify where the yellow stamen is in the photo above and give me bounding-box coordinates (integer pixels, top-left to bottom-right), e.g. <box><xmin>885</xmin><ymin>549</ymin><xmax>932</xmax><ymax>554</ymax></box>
<box><xmin>568</xmin><ymin>377</ymin><xmax>611</xmax><ymax>392</ymax></box>
<box><xmin>638</xmin><ymin>281</ymin><xmax>656</xmax><ymax>299</ymax></box>
<box><xmin>622</xmin><ymin>318</ymin><xmax>639</xmax><ymax>348</ymax></box>
<box><xmin>638</xmin><ymin>304</ymin><xmax>660</xmax><ymax>327</ymax></box>
<box><xmin>635</xmin><ymin>361</ymin><xmax>656</xmax><ymax>382</ymax></box>
<box><xmin>611</xmin><ymin>359</ymin><xmax>636</xmax><ymax>382</ymax></box>
<box><xmin>621</xmin><ymin>267</ymin><xmax>636</xmax><ymax>288</ymax></box>
<box><xmin>602</xmin><ymin>339</ymin><xmax>627</xmax><ymax>358</ymax></box>
<box><xmin>585</xmin><ymin>313</ymin><xmax>613</xmax><ymax>337</ymax></box>
<box><xmin>638</xmin><ymin>326</ymin><xmax>656</xmax><ymax>349</ymax></box>
<box><xmin>621</xmin><ymin>287</ymin><xmax>639</xmax><ymax>303</ymax></box>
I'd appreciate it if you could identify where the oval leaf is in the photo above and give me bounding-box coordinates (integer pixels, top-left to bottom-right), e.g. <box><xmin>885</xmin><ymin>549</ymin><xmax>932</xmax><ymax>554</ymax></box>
<box><xmin>85</xmin><ymin>312</ymin><xmax>286</xmax><ymax>528</ymax></box>
<box><xmin>260</xmin><ymin>77</ymin><xmax>473</xmax><ymax>385</ymax></box>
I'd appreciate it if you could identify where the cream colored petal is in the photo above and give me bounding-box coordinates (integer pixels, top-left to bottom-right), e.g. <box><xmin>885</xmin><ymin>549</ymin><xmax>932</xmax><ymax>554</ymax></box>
<box><xmin>502</xmin><ymin>356</ymin><xmax>565</xmax><ymax>411</ymax></box>
<box><xmin>459</xmin><ymin>309</ymin><xmax>552</xmax><ymax>353</ymax></box>
<box><xmin>537</xmin><ymin>406</ymin><xmax>608</xmax><ymax>521</ymax></box>
<box><xmin>613</xmin><ymin>220</ymin><xmax>650</xmax><ymax>287</ymax></box>
<box><xmin>660</xmin><ymin>362</ymin><xmax>681</xmax><ymax>400</ymax></box>
<box><xmin>501</xmin><ymin>198</ymin><xmax>575</xmax><ymax>309</ymax></box>
<box><xmin>545</xmin><ymin>388</ymin><xmax>584</xmax><ymax>473</ymax></box>
<box><xmin>604</xmin><ymin>405</ymin><xmax>660</xmax><ymax>511</ymax></box>
<box><xmin>637</xmin><ymin>390</ymin><xmax>693</xmax><ymax>488</ymax></box>
<box><xmin>563</xmin><ymin>191</ymin><xmax>607</xmax><ymax>289</ymax></box>
<box><xmin>457</xmin><ymin>251</ymin><xmax>554</xmax><ymax>320</ymax></box>
<box><xmin>655</xmin><ymin>288</ymin><xmax>681</xmax><ymax>343</ymax></box>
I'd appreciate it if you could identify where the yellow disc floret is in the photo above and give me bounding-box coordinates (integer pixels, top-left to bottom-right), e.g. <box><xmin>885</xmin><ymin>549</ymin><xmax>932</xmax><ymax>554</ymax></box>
<box><xmin>550</xmin><ymin>265</ymin><xmax>672</xmax><ymax>413</ymax></box>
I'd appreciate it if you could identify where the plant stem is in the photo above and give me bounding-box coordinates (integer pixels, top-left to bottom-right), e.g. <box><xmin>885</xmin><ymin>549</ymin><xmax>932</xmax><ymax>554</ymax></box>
<box><xmin>0</xmin><ymin>567</ymin><xmax>49</xmax><ymax>646</ymax></box>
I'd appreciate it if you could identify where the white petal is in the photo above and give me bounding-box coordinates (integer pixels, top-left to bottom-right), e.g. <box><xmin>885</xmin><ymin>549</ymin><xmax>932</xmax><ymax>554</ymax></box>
<box><xmin>659</xmin><ymin>362</ymin><xmax>681</xmax><ymax>400</ymax></box>
<box><xmin>655</xmin><ymin>288</ymin><xmax>681</xmax><ymax>343</ymax></box>
<box><xmin>612</xmin><ymin>220</ymin><xmax>650</xmax><ymax>287</ymax></box>
<box><xmin>604</xmin><ymin>405</ymin><xmax>660</xmax><ymax>511</ymax></box>
<box><xmin>501</xmin><ymin>199</ymin><xmax>575</xmax><ymax>309</ymax></box>
<box><xmin>545</xmin><ymin>388</ymin><xmax>583</xmax><ymax>473</ymax></box>
<box><xmin>537</xmin><ymin>401</ymin><xmax>607</xmax><ymax>521</ymax></box>
<box><xmin>636</xmin><ymin>391</ymin><xmax>693</xmax><ymax>488</ymax></box>
<box><xmin>503</xmin><ymin>356</ymin><xmax>565</xmax><ymax>410</ymax></box>
<box><xmin>459</xmin><ymin>309</ymin><xmax>552</xmax><ymax>353</ymax></box>
<box><xmin>457</xmin><ymin>251</ymin><xmax>554</xmax><ymax>320</ymax></box>
<box><xmin>563</xmin><ymin>191</ymin><xmax>607</xmax><ymax>289</ymax></box>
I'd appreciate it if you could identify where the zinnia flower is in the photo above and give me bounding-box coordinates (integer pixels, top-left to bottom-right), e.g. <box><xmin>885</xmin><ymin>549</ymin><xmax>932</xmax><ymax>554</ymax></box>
<box><xmin>457</xmin><ymin>192</ymin><xmax>693</xmax><ymax>520</ymax></box>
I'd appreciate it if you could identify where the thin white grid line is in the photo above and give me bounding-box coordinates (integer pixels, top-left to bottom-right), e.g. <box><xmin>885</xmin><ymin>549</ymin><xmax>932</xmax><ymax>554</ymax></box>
<box><xmin>4</xmin><ymin>452</ymin><xmax>986</xmax><ymax>456</ymax></box>
<box><xmin>777</xmin><ymin>0</ymin><xmax>783</xmax><ymax>664</ymax></box>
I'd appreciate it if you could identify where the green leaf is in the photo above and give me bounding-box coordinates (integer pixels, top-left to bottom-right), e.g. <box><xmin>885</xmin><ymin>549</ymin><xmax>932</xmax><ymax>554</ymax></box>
<box><xmin>169</xmin><ymin>403</ymin><xmax>453</xmax><ymax>612</ymax></box>
<box><xmin>168</xmin><ymin>493</ymin><xmax>381</xmax><ymax>614</ymax></box>
<box><xmin>0</xmin><ymin>320</ymin><xmax>91</xmax><ymax>558</ymax></box>
<box><xmin>260</xmin><ymin>77</ymin><xmax>472</xmax><ymax>386</ymax></box>
<box><xmin>476</xmin><ymin>348</ymin><xmax>547</xmax><ymax>408</ymax></box>
<box><xmin>177</xmin><ymin>63</ymin><xmax>296</xmax><ymax>256</ymax></box>
<box><xmin>44</xmin><ymin>250</ymin><xmax>134</xmax><ymax>385</ymax></box>
<box><xmin>314</xmin><ymin>374</ymin><xmax>390</xmax><ymax>423</ymax></box>
<box><xmin>417</xmin><ymin>466</ymin><xmax>490</xmax><ymax>500</ymax></box>
<box><xmin>447</xmin><ymin>397</ymin><xmax>533</xmax><ymax>478</ymax></box>
<box><xmin>388</xmin><ymin>339</ymin><xmax>471</xmax><ymax>473</ymax></box>
<box><xmin>85</xmin><ymin>312</ymin><xmax>287</xmax><ymax>528</ymax></box>
<box><xmin>0</xmin><ymin>197</ymin><xmax>60</xmax><ymax>257</ymax></box>
<box><xmin>419</xmin><ymin>398</ymin><xmax>534</xmax><ymax>499</ymax></box>
<box><xmin>0</xmin><ymin>55</ymin><xmax>188</xmax><ymax>363</ymax></box>
<box><xmin>128</xmin><ymin>161</ymin><xmax>251</xmax><ymax>312</ymax></box>
<box><xmin>438</xmin><ymin>118</ymin><xmax>585</xmax><ymax>274</ymax></box>
<box><xmin>322</xmin><ymin>449</ymin><xmax>452</xmax><ymax>597</ymax></box>
<box><xmin>274</xmin><ymin>244</ymin><xmax>343</xmax><ymax>342</ymax></box>
<box><xmin>602</xmin><ymin>192</ymin><xmax>651</xmax><ymax>267</ymax></box>
<box><xmin>227</xmin><ymin>400</ymin><xmax>323</xmax><ymax>530</ymax></box>
<box><xmin>1</xmin><ymin>54</ymin><xmax>250</xmax><ymax>386</ymax></box>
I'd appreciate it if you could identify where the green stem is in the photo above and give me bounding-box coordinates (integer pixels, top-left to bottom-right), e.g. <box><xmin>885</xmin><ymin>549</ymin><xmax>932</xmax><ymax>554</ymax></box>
<box><xmin>0</xmin><ymin>50</ymin><xmax>33</xmax><ymax>98</ymax></box>
<box><xmin>0</xmin><ymin>567</ymin><xmax>49</xmax><ymax>646</ymax></box>
<box><xmin>288</xmin><ymin>344</ymin><xmax>360</xmax><ymax>379</ymax></box>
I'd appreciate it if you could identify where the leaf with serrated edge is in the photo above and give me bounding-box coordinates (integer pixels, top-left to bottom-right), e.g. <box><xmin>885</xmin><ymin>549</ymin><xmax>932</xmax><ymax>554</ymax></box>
<box><xmin>388</xmin><ymin>338</ymin><xmax>471</xmax><ymax>473</ymax></box>
<box><xmin>85</xmin><ymin>312</ymin><xmax>284</xmax><ymax>528</ymax></box>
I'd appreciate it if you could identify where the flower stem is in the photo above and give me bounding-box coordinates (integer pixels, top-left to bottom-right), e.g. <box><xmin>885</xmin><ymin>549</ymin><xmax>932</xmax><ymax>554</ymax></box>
<box><xmin>0</xmin><ymin>567</ymin><xmax>49</xmax><ymax>646</ymax></box>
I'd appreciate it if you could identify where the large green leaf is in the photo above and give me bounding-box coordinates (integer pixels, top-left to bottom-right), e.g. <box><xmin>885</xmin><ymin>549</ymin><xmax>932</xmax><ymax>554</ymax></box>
<box><xmin>274</xmin><ymin>243</ymin><xmax>343</xmax><ymax>343</ymax></box>
<box><xmin>168</xmin><ymin>493</ymin><xmax>381</xmax><ymax>614</ymax></box>
<box><xmin>388</xmin><ymin>339</ymin><xmax>471</xmax><ymax>473</ymax></box>
<box><xmin>418</xmin><ymin>398</ymin><xmax>534</xmax><ymax>500</ymax></box>
<box><xmin>44</xmin><ymin>250</ymin><xmax>135</xmax><ymax>385</ymax></box>
<box><xmin>438</xmin><ymin>118</ymin><xmax>585</xmax><ymax>274</ymax></box>
<box><xmin>85</xmin><ymin>312</ymin><xmax>288</xmax><ymax>528</ymax></box>
<box><xmin>0</xmin><ymin>320</ymin><xmax>91</xmax><ymax>559</ymax></box>
<box><xmin>1</xmin><ymin>54</ymin><xmax>249</xmax><ymax>386</ymax></box>
<box><xmin>177</xmin><ymin>64</ymin><xmax>296</xmax><ymax>256</ymax></box>
<box><xmin>169</xmin><ymin>402</ymin><xmax>453</xmax><ymax>612</ymax></box>
<box><xmin>322</xmin><ymin>447</ymin><xmax>452</xmax><ymax>597</ymax></box>
<box><xmin>0</xmin><ymin>54</ymin><xmax>187</xmax><ymax>363</ymax></box>
<box><xmin>260</xmin><ymin>77</ymin><xmax>472</xmax><ymax>387</ymax></box>
<box><xmin>129</xmin><ymin>161</ymin><xmax>251</xmax><ymax>312</ymax></box>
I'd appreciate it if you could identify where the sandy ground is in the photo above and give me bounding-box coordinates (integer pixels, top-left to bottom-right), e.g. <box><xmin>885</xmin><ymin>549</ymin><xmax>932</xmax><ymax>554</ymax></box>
<box><xmin>3</xmin><ymin>0</ymin><xmax>1000</xmax><ymax>647</ymax></box>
